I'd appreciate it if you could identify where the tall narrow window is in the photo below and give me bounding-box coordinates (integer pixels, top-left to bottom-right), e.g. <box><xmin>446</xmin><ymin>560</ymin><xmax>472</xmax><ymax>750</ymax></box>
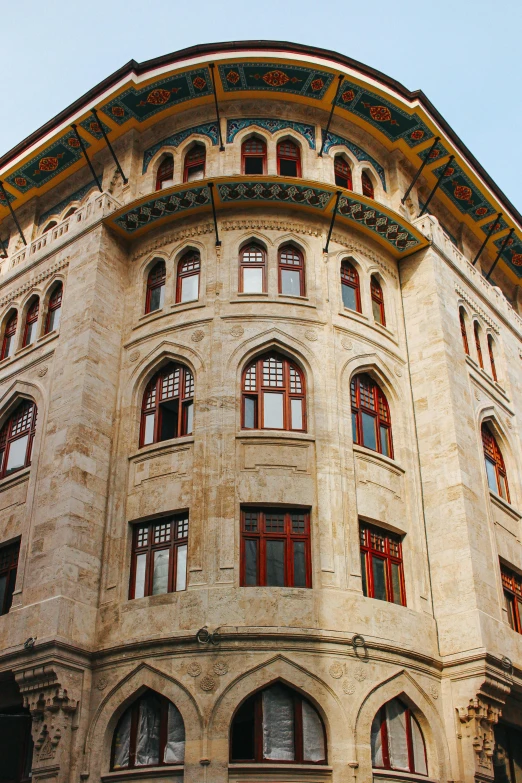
<box><xmin>474</xmin><ymin>322</ymin><xmax>484</xmax><ymax>368</ymax></box>
<box><xmin>130</xmin><ymin>514</ymin><xmax>189</xmax><ymax>599</ymax></box>
<box><xmin>371</xmin><ymin>698</ymin><xmax>427</xmax><ymax>775</ymax></box>
<box><xmin>482</xmin><ymin>424</ymin><xmax>509</xmax><ymax>501</ymax></box>
<box><xmin>183</xmin><ymin>144</ymin><xmax>206</xmax><ymax>182</ymax></box>
<box><xmin>176</xmin><ymin>251</ymin><xmax>200</xmax><ymax>303</ymax></box>
<box><xmin>111</xmin><ymin>690</ymin><xmax>185</xmax><ymax>770</ymax></box>
<box><xmin>488</xmin><ymin>335</ymin><xmax>498</xmax><ymax>381</ymax></box>
<box><xmin>239</xmin><ymin>243</ymin><xmax>266</xmax><ymax>294</ymax></box>
<box><xmin>362</xmin><ymin>171</ymin><xmax>375</xmax><ymax>199</ymax></box>
<box><xmin>242</xmin><ymin>138</ymin><xmax>267</xmax><ymax>175</ymax></box>
<box><xmin>240</xmin><ymin>508</ymin><xmax>311</xmax><ymax>588</ymax></box>
<box><xmin>371</xmin><ymin>277</ymin><xmax>386</xmax><ymax>325</ymax></box>
<box><xmin>140</xmin><ymin>363</ymin><xmax>194</xmax><ymax>446</ymax></box>
<box><xmin>277</xmin><ymin>140</ymin><xmax>301</xmax><ymax>177</ymax></box>
<box><xmin>145</xmin><ymin>260</ymin><xmax>166</xmax><ymax>314</ymax></box>
<box><xmin>23</xmin><ymin>299</ymin><xmax>39</xmax><ymax>348</ymax></box>
<box><xmin>500</xmin><ymin>564</ymin><xmax>522</xmax><ymax>635</ymax></box>
<box><xmin>230</xmin><ymin>683</ymin><xmax>326</xmax><ymax>763</ymax></box>
<box><xmin>334</xmin><ymin>156</ymin><xmax>352</xmax><ymax>190</ymax></box>
<box><xmin>1</xmin><ymin>313</ymin><xmax>17</xmax><ymax>360</ymax></box>
<box><xmin>156</xmin><ymin>155</ymin><xmax>174</xmax><ymax>190</ymax></box>
<box><xmin>242</xmin><ymin>353</ymin><xmax>306</xmax><ymax>432</ymax></box>
<box><xmin>45</xmin><ymin>282</ymin><xmax>63</xmax><ymax>334</ymax></box>
<box><xmin>0</xmin><ymin>400</ymin><xmax>38</xmax><ymax>479</ymax></box>
<box><xmin>360</xmin><ymin>523</ymin><xmax>405</xmax><ymax>605</ymax></box>
<box><xmin>459</xmin><ymin>307</ymin><xmax>469</xmax><ymax>355</ymax></box>
<box><xmin>493</xmin><ymin>722</ymin><xmax>522</xmax><ymax>783</ymax></box>
<box><xmin>0</xmin><ymin>540</ymin><xmax>20</xmax><ymax>616</ymax></box>
<box><xmin>279</xmin><ymin>245</ymin><xmax>305</xmax><ymax>297</ymax></box>
<box><xmin>341</xmin><ymin>260</ymin><xmax>361</xmax><ymax>312</ymax></box>
<box><xmin>351</xmin><ymin>374</ymin><xmax>393</xmax><ymax>457</ymax></box>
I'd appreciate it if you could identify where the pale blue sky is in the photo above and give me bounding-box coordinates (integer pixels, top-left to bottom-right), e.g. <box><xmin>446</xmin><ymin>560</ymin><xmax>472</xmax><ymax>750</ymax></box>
<box><xmin>1</xmin><ymin>0</ymin><xmax>521</xmax><ymax>206</ymax></box>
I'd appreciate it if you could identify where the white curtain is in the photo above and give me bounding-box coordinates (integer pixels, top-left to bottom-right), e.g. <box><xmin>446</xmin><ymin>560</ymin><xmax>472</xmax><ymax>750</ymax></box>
<box><xmin>411</xmin><ymin>715</ymin><xmax>428</xmax><ymax>774</ymax></box>
<box><xmin>112</xmin><ymin>709</ymin><xmax>131</xmax><ymax>769</ymax></box>
<box><xmin>135</xmin><ymin>694</ymin><xmax>161</xmax><ymax>766</ymax></box>
<box><xmin>164</xmin><ymin>702</ymin><xmax>185</xmax><ymax>763</ymax></box>
<box><xmin>262</xmin><ymin>685</ymin><xmax>295</xmax><ymax>760</ymax></box>
<box><xmin>386</xmin><ymin>700</ymin><xmax>409</xmax><ymax>771</ymax></box>
<box><xmin>302</xmin><ymin>700</ymin><xmax>325</xmax><ymax>762</ymax></box>
<box><xmin>371</xmin><ymin>712</ymin><xmax>384</xmax><ymax>767</ymax></box>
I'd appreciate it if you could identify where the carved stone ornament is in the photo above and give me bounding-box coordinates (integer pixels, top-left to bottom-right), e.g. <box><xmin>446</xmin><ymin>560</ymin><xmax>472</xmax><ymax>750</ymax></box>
<box><xmin>0</xmin><ymin>257</ymin><xmax>69</xmax><ymax>309</ymax></box>
<box><xmin>191</xmin><ymin>329</ymin><xmax>205</xmax><ymax>342</ymax></box>
<box><xmin>342</xmin><ymin>680</ymin><xmax>356</xmax><ymax>695</ymax></box>
<box><xmin>304</xmin><ymin>329</ymin><xmax>318</xmax><ymax>342</ymax></box>
<box><xmin>394</xmin><ymin>365</ymin><xmax>403</xmax><ymax>377</ymax></box>
<box><xmin>37</xmin><ymin>365</ymin><xmax>48</xmax><ymax>377</ymax></box>
<box><xmin>129</xmin><ymin>350</ymin><xmax>140</xmax><ymax>363</ymax></box>
<box><xmin>96</xmin><ymin>676</ymin><xmax>108</xmax><ymax>691</ymax></box>
<box><xmin>329</xmin><ymin>662</ymin><xmax>344</xmax><ymax>679</ymax></box>
<box><xmin>341</xmin><ymin>338</ymin><xmax>353</xmax><ymax>351</ymax></box>
<box><xmin>187</xmin><ymin>661</ymin><xmax>202</xmax><ymax>677</ymax></box>
<box><xmin>429</xmin><ymin>684</ymin><xmax>439</xmax><ymax>700</ymax></box>
<box><xmin>213</xmin><ymin>661</ymin><xmax>229</xmax><ymax>676</ymax></box>
<box><xmin>458</xmin><ymin>696</ymin><xmax>502</xmax><ymax>773</ymax></box>
<box><xmin>200</xmin><ymin>674</ymin><xmax>216</xmax><ymax>691</ymax></box>
<box><xmin>475</xmin><ymin>389</ymin><xmax>481</xmax><ymax>401</ymax></box>
<box><xmin>230</xmin><ymin>325</ymin><xmax>244</xmax><ymax>338</ymax></box>
<box><xmin>354</xmin><ymin>665</ymin><xmax>367</xmax><ymax>682</ymax></box>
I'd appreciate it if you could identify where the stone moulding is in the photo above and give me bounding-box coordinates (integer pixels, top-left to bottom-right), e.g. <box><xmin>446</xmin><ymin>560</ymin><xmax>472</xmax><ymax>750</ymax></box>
<box><xmin>0</xmin><ymin>257</ymin><xmax>69</xmax><ymax>309</ymax></box>
<box><xmin>456</xmin><ymin>284</ymin><xmax>500</xmax><ymax>334</ymax></box>
<box><xmin>132</xmin><ymin>223</ymin><xmax>214</xmax><ymax>262</ymax></box>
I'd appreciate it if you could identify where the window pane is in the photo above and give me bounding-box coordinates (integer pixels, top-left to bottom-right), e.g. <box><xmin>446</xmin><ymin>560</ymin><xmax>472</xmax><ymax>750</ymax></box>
<box><xmin>143</xmin><ymin>413</ymin><xmax>155</xmax><ymax>445</ymax></box>
<box><xmin>361</xmin><ymin>552</ymin><xmax>368</xmax><ymax>596</ymax></box>
<box><xmin>185</xmin><ymin>402</ymin><xmax>193</xmax><ymax>435</ymax></box>
<box><xmin>245</xmin><ymin>540</ymin><xmax>258</xmax><ymax>585</ymax></box>
<box><xmin>266</xmin><ymin>540</ymin><xmax>285</xmax><ymax>586</ymax></box>
<box><xmin>113</xmin><ymin>710</ymin><xmax>131</xmax><ymax>769</ymax></box>
<box><xmin>134</xmin><ymin>553</ymin><xmax>147</xmax><ymax>599</ymax></box>
<box><xmin>499</xmin><ymin>474</ymin><xmax>508</xmax><ymax>501</ymax></box>
<box><xmin>160</xmin><ymin>399</ymin><xmax>179</xmax><ymax>441</ymax></box>
<box><xmin>164</xmin><ymin>702</ymin><xmax>185</xmax><ymax>763</ymax></box>
<box><xmin>302</xmin><ymin>700</ymin><xmax>325</xmax><ymax>762</ymax></box>
<box><xmin>160</xmin><ymin>178</ymin><xmax>174</xmax><ymax>189</ymax></box>
<box><xmin>290</xmin><ymin>398</ymin><xmax>303</xmax><ymax>430</ymax></box>
<box><xmin>352</xmin><ymin>412</ymin><xmax>357</xmax><ymax>443</ymax></box>
<box><xmin>149</xmin><ymin>284</ymin><xmax>164</xmax><ymax>312</ymax></box>
<box><xmin>281</xmin><ymin>268</ymin><xmax>301</xmax><ymax>296</ymax></box>
<box><xmin>244</xmin><ymin>397</ymin><xmax>255</xmax><ymax>429</ymax></box>
<box><xmin>386</xmin><ymin>700</ymin><xmax>409</xmax><ymax>771</ymax></box>
<box><xmin>485</xmin><ymin>458</ymin><xmax>498</xmax><ymax>493</ymax></box>
<box><xmin>293</xmin><ymin>541</ymin><xmax>306</xmax><ymax>587</ymax></box>
<box><xmin>504</xmin><ymin>592</ymin><xmax>515</xmax><ymax>629</ymax></box>
<box><xmin>361</xmin><ymin>412</ymin><xmax>377</xmax><ymax>451</ymax></box>
<box><xmin>48</xmin><ymin>306</ymin><xmax>61</xmax><ymax>332</ymax></box>
<box><xmin>279</xmin><ymin>158</ymin><xmax>298</xmax><ymax>177</ymax></box>
<box><xmin>391</xmin><ymin>562</ymin><xmax>402</xmax><ymax>605</ymax></box>
<box><xmin>3</xmin><ymin>335</ymin><xmax>14</xmax><ymax>358</ymax></box>
<box><xmin>411</xmin><ymin>716</ymin><xmax>427</xmax><ymax>775</ymax></box>
<box><xmin>152</xmin><ymin>549</ymin><xmax>169</xmax><ymax>595</ymax></box>
<box><xmin>0</xmin><ymin>574</ymin><xmax>6</xmax><ymax>615</ymax></box>
<box><xmin>371</xmin><ymin>713</ymin><xmax>384</xmax><ymax>767</ymax></box>
<box><xmin>187</xmin><ymin>165</ymin><xmax>204</xmax><ymax>182</ymax></box>
<box><xmin>243</xmin><ymin>267</ymin><xmax>263</xmax><ymax>293</ymax></box>
<box><xmin>232</xmin><ymin>696</ymin><xmax>256</xmax><ymax>760</ymax></box>
<box><xmin>136</xmin><ymin>694</ymin><xmax>161</xmax><ymax>766</ymax></box>
<box><xmin>262</xmin><ymin>685</ymin><xmax>295</xmax><ymax>760</ymax></box>
<box><xmin>372</xmin><ymin>557</ymin><xmax>387</xmax><ymax>601</ymax></box>
<box><xmin>372</xmin><ymin>298</ymin><xmax>383</xmax><ymax>324</ymax></box>
<box><xmin>6</xmin><ymin>435</ymin><xmax>29</xmax><ymax>473</ymax></box>
<box><xmin>181</xmin><ymin>275</ymin><xmax>199</xmax><ymax>303</ymax></box>
<box><xmin>342</xmin><ymin>284</ymin><xmax>357</xmax><ymax>310</ymax></box>
<box><xmin>25</xmin><ymin>321</ymin><xmax>37</xmax><ymax>346</ymax></box>
<box><xmin>263</xmin><ymin>393</ymin><xmax>284</xmax><ymax>429</ymax></box>
<box><xmin>380</xmin><ymin>426</ymin><xmax>389</xmax><ymax>457</ymax></box>
<box><xmin>245</xmin><ymin>157</ymin><xmax>263</xmax><ymax>175</ymax></box>
<box><xmin>176</xmin><ymin>544</ymin><xmax>187</xmax><ymax>591</ymax></box>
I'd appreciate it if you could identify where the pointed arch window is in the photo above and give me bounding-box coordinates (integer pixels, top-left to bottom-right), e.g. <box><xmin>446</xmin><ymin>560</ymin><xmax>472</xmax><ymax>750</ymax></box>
<box><xmin>112</xmin><ymin>690</ymin><xmax>185</xmax><ymax>770</ymax></box>
<box><xmin>371</xmin><ymin>698</ymin><xmax>427</xmax><ymax>775</ymax></box>
<box><xmin>239</xmin><ymin>243</ymin><xmax>266</xmax><ymax>294</ymax></box>
<box><xmin>242</xmin><ymin>352</ymin><xmax>306</xmax><ymax>432</ymax></box>
<box><xmin>0</xmin><ymin>540</ymin><xmax>20</xmax><ymax>616</ymax></box>
<box><xmin>156</xmin><ymin>155</ymin><xmax>174</xmax><ymax>190</ymax></box>
<box><xmin>141</xmin><ymin>363</ymin><xmax>194</xmax><ymax>447</ymax></box>
<box><xmin>500</xmin><ymin>564</ymin><xmax>522</xmax><ymax>635</ymax></box>
<box><xmin>230</xmin><ymin>682</ymin><xmax>326</xmax><ymax>763</ymax></box>
<box><xmin>279</xmin><ymin>245</ymin><xmax>305</xmax><ymax>297</ymax></box>
<box><xmin>0</xmin><ymin>400</ymin><xmax>37</xmax><ymax>479</ymax></box>
<box><xmin>371</xmin><ymin>276</ymin><xmax>385</xmax><ymax>325</ymax></box>
<box><xmin>183</xmin><ymin>144</ymin><xmax>206</xmax><ymax>182</ymax></box>
<box><xmin>45</xmin><ymin>283</ymin><xmax>63</xmax><ymax>334</ymax></box>
<box><xmin>176</xmin><ymin>251</ymin><xmax>200</xmax><ymax>303</ymax></box>
<box><xmin>334</xmin><ymin>156</ymin><xmax>352</xmax><ymax>190</ymax></box>
<box><xmin>351</xmin><ymin>373</ymin><xmax>393</xmax><ymax>457</ymax></box>
<box><xmin>341</xmin><ymin>260</ymin><xmax>361</xmax><ymax>312</ymax></box>
<box><xmin>145</xmin><ymin>260</ymin><xmax>166</xmax><ymax>314</ymax></box>
<box><xmin>1</xmin><ymin>313</ymin><xmax>17</xmax><ymax>360</ymax></box>
<box><xmin>362</xmin><ymin>171</ymin><xmax>375</xmax><ymax>199</ymax></box>
<box><xmin>474</xmin><ymin>321</ymin><xmax>484</xmax><ymax>368</ymax></box>
<box><xmin>242</xmin><ymin>138</ymin><xmax>267</xmax><ymax>175</ymax></box>
<box><xmin>487</xmin><ymin>334</ymin><xmax>498</xmax><ymax>381</ymax></box>
<box><xmin>482</xmin><ymin>424</ymin><xmax>509</xmax><ymax>501</ymax></box>
<box><xmin>459</xmin><ymin>307</ymin><xmax>469</xmax><ymax>355</ymax></box>
<box><xmin>23</xmin><ymin>299</ymin><xmax>39</xmax><ymax>348</ymax></box>
<box><xmin>277</xmin><ymin>140</ymin><xmax>301</xmax><ymax>177</ymax></box>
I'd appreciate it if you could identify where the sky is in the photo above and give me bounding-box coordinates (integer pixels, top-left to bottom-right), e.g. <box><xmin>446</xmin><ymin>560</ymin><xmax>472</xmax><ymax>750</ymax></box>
<box><xmin>1</xmin><ymin>0</ymin><xmax>521</xmax><ymax>207</ymax></box>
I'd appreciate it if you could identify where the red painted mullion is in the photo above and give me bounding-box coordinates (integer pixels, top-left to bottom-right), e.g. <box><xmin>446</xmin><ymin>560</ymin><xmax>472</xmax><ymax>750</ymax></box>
<box><xmin>380</xmin><ymin>707</ymin><xmax>390</xmax><ymax>768</ymax></box>
<box><xmin>405</xmin><ymin>708</ymin><xmax>415</xmax><ymax>772</ymax></box>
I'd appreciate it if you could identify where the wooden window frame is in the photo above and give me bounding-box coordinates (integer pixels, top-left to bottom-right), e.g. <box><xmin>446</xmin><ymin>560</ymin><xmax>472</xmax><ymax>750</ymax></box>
<box><xmin>0</xmin><ymin>401</ymin><xmax>37</xmax><ymax>480</ymax></box>
<box><xmin>241</xmin><ymin>352</ymin><xmax>306</xmax><ymax>432</ymax></box>
<box><xmin>238</xmin><ymin>243</ymin><xmax>267</xmax><ymax>294</ymax></box>
<box><xmin>370</xmin><ymin>277</ymin><xmax>386</xmax><ymax>325</ymax></box>
<box><xmin>241</xmin><ymin>138</ymin><xmax>267</xmax><ymax>175</ymax></box>
<box><xmin>155</xmin><ymin>155</ymin><xmax>174</xmax><ymax>191</ymax></box>
<box><xmin>482</xmin><ymin>424</ymin><xmax>509</xmax><ymax>501</ymax></box>
<box><xmin>175</xmin><ymin>251</ymin><xmax>200</xmax><ymax>303</ymax></box>
<box><xmin>340</xmin><ymin>260</ymin><xmax>361</xmax><ymax>312</ymax></box>
<box><xmin>474</xmin><ymin>321</ymin><xmax>484</xmax><ymax>368</ymax></box>
<box><xmin>459</xmin><ymin>307</ymin><xmax>469</xmax><ymax>355</ymax></box>
<box><xmin>351</xmin><ymin>373</ymin><xmax>393</xmax><ymax>457</ymax></box>
<box><xmin>0</xmin><ymin>539</ymin><xmax>20</xmax><ymax>616</ymax></box>
<box><xmin>145</xmin><ymin>260</ymin><xmax>166</xmax><ymax>314</ymax></box>
<box><xmin>45</xmin><ymin>283</ymin><xmax>63</xmax><ymax>334</ymax></box>
<box><xmin>373</xmin><ymin>699</ymin><xmax>427</xmax><ymax>775</ymax></box>
<box><xmin>140</xmin><ymin>363</ymin><xmax>194</xmax><ymax>447</ymax></box>
<box><xmin>278</xmin><ymin>245</ymin><xmax>305</xmax><ymax>297</ymax></box>
<box><xmin>487</xmin><ymin>334</ymin><xmax>498</xmax><ymax>381</ymax></box>
<box><xmin>129</xmin><ymin>514</ymin><xmax>189</xmax><ymax>599</ymax></box>
<box><xmin>276</xmin><ymin>140</ymin><xmax>301</xmax><ymax>177</ymax></box>
<box><xmin>183</xmin><ymin>144</ymin><xmax>206</xmax><ymax>183</ymax></box>
<box><xmin>362</xmin><ymin>171</ymin><xmax>375</xmax><ymax>199</ymax></box>
<box><xmin>360</xmin><ymin>523</ymin><xmax>406</xmax><ymax>605</ymax></box>
<box><xmin>334</xmin><ymin>156</ymin><xmax>352</xmax><ymax>190</ymax></box>
<box><xmin>1</xmin><ymin>313</ymin><xmax>17</xmax><ymax>360</ymax></box>
<box><xmin>22</xmin><ymin>300</ymin><xmax>39</xmax><ymax>348</ymax></box>
<box><xmin>501</xmin><ymin>564</ymin><xmax>522</xmax><ymax>634</ymax></box>
<box><xmin>240</xmin><ymin>508</ymin><xmax>312</xmax><ymax>588</ymax></box>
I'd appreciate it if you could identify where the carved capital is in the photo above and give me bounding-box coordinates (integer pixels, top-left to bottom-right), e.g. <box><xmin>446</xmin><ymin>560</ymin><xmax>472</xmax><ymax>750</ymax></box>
<box><xmin>458</xmin><ymin>696</ymin><xmax>501</xmax><ymax>775</ymax></box>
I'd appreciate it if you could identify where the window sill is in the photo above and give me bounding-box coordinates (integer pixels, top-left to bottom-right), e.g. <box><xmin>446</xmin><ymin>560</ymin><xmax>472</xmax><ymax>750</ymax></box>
<box><xmin>236</xmin><ymin>430</ymin><xmax>315</xmax><ymax>442</ymax></box>
<box><xmin>465</xmin><ymin>355</ymin><xmax>509</xmax><ymax>400</ymax></box>
<box><xmin>229</xmin><ymin>296</ymin><xmax>316</xmax><ymax>309</ymax></box>
<box><xmin>236</xmin><ymin>291</ymin><xmax>269</xmax><ymax>297</ymax></box>
<box><xmin>338</xmin><ymin>308</ymin><xmax>368</xmax><ymax>325</ymax></box>
<box><xmin>170</xmin><ymin>300</ymin><xmax>206</xmax><ymax>313</ymax></box>
<box><xmin>489</xmin><ymin>490</ymin><xmax>521</xmax><ymax>520</ymax></box>
<box><xmin>229</xmin><ymin>763</ymin><xmax>332</xmax><ymax>777</ymax></box>
<box><xmin>352</xmin><ymin>443</ymin><xmax>404</xmax><ymax>473</ymax></box>
<box><xmin>0</xmin><ymin>465</ymin><xmax>31</xmax><ymax>492</ymax></box>
<box><xmin>101</xmin><ymin>767</ymin><xmax>183</xmax><ymax>782</ymax></box>
<box><xmin>370</xmin><ymin>320</ymin><xmax>396</xmax><ymax>341</ymax></box>
<box><xmin>129</xmin><ymin>436</ymin><xmax>194</xmax><ymax>461</ymax></box>
<box><xmin>373</xmin><ymin>769</ymin><xmax>435</xmax><ymax>783</ymax></box>
<box><xmin>0</xmin><ymin>331</ymin><xmax>58</xmax><ymax>367</ymax></box>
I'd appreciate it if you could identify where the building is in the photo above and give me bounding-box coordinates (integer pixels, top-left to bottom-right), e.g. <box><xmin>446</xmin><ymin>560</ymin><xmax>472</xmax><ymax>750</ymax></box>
<box><xmin>0</xmin><ymin>40</ymin><xmax>521</xmax><ymax>783</ymax></box>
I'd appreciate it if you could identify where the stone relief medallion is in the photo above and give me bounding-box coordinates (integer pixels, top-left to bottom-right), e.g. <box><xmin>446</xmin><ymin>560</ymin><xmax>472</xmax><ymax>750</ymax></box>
<box><xmin>329</xmin><ymin>662</ymin><xmax>344</xmax><ymax>679</ymax></box>
<box><xmin>200</xmin><ymin>675</ymin><xmax>216</xmax><ymax>691</ymax></box>
<box><xmin>429</xmin><ymin>684</ymin><xmax>439</xmax><ymax>700</ymax></box>
<box><xmin>230</xmin><ymin>325</ymin><xmax>244</xmax><ymax>337</ymax></box>
<box><xmin>213</xmin><ymin>661</ymin><xmax>229</xmax><ymax>676</ymax></box>
<box><xmin>191</xmin><ymin>329</ymin><xmax>205</xmax><ymax>342</ymax></box>
<box><xmin>474</xmin><ymin>389</ymin><xmax>481</xmax><ymax>401</ymax></box>
<box><xmin>341</xmin><ymin>338</ymin><xmax>353</xmax><ymax>351</ymax></box>
<box><xmin>187</xmin><ymin>662</ymin><xmax>202</xmax><ymax>677</ymax></box>
<box><xmin>394</xmin><ymin>365</ymin><xmax>403</xmax><ymax>377</ymax></box>
<box><xmin>506</xmin><ymin>418</ymin><xmax>513</xmax><ymax>429</ymax></box>
<box><xmin>129</xmin><ymin>350</ymin><xmax>140</xmax><ymax>363</ymax></box>
<box><xmin>37</xmin><ymin>366</ymin><xmax>48</xmax><ymax>377</ymax></box>
<box><xmin>96</xmin><ymin>676</ymin><xmax>108</xmax><ymax>691</ymax></box>
<box><xmin>304</xmin><ymin>329</ymin><xmax>318</xmax><ymax>341</ymax></box>
<box><xmin>342</xmin><ymin>680</ymin><xmax>356</xmax><ymax>695</ymax></box>
<box><xmin>354</xmin><ymin>665</ymin><xmax>367</xmax><ymax>682</ymax></box>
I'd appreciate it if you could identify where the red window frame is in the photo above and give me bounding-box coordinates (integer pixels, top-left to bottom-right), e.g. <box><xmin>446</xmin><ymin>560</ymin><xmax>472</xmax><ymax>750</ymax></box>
<box><xmin>370</xmin><ymin>277</ymin><xmax>386</xmax><ymax>325</ymax></box>
<box><xmin>474</xmin><ymin>321</ymin><xmax>484</xmax><ymax>368</ymax></box>
<box><xmin>22</xmin><ymin>300</ymin><xmax>39</xmax><ymax>348</ymax></box>
<box><xmin>501</xmin><ymin>565</ymin><xmax>522</xmax><ymax>634</ymax></box>
<box><xmin>277</xmin><ymin>140</ymin><xmax>301</xmax><ymax>177</ymax></box>
<box><xmin>45</xmin><ymin>283</ymin><xmax>63</xmax><ymax>334</ymax></box>
<box><xmin>242</xmin><ymin>352</ymin><xmax>306</xmax><ymax>432</ymax></box>
<box><xmin>175</xmin><ymin>252</ymin><xmax>200</xmax><ymax>303</ymax></box>
<box><xmin>340</xmin><ymin>260</ymin><xmax>361</xmax><ymax>312</ymax></box>
<box><xmin>482</xmin><ymin>424</ymin><xmax>509</xmax><ymax>501</ymax></box>
<box><xmin>230</xmin><ymin>683</ymin><xmax>326</xmax><ymax>764</ymax></box>
<box><xmin>487</xmin><ymin>334</ymin><xmax>498</xmax><ymax>381</ymax></box>
<box><xmin>1</xmin><ymin>313</ymin><xmax>17</xmax><ymax>360</ymax></box>
<box><xmin>351</xmin><ymin>373</ymin><xmax>393</xmax><ymax>457</ymax></box>
<box><xmin>0</xmin><ymin>539</ymin><xmax>20</xmax><ymax>616</ymax></box>
<box><xmin>242</xmin><ymin>138</ymin><xmax>267</xmax><ymax>175</ymax></box>
<box><xmin>278</xmin><ymin>245</ymin><xmax>305</xmax><ymax>297</ymax></box>
<box><xmin>0</xmin><ymin>401</ymin><xmax>37</xmax><ymax>480</ymax></box>
<box><xmin>459</xmin><ymin>307</ymin><xmax>469</xmax><ymax>355</ymax></box>
<box><xmin>240</xmin><ymin>508</ymin><xmax>312</xmax><ymax>588</ymax></box>
<box><xmin>238</xmin><ymin>243</ymin><xmax>266</xmax><ymax>293</ymax></box>
<box><xmin>360</xmin><ymin>524</ymin><xmax>406</xmax><ymax>605</ymax></box>
<box><xmin>155</xmin><ymin>155</ymin><xmax>174</xmax><ymax>190</ymax></box>
<box><xmin>372</xmin><ymin>699</ymin><xmax>427</xmax><ymax>775</ymax></box>
<box><xmin>334</xmin><ymin>157</ymin><xmax>352</xmax><ymax>190</ymax></box>
<box><xmin>140</xmin><ymin>363</ymin><xmax>194</xmax><ymax>447</ymax></box>
<box><xmin>362</xmin><ymin>171</ymin><xmax>375</xmax><ymax>198</ymax></box>
<box><xmin>145</xmin><ymin>260</ymin><xmax>166</xmax><ymax>314</ymax></box>
<box><xmin>183</xmin><ymin>144</ymin><xmax>206</xmax><ymax>182</ymax></box>
<box><xmin>129</xmin><ymin>514</ymin><xmax>189</xmax><ymax>599</ymax></box>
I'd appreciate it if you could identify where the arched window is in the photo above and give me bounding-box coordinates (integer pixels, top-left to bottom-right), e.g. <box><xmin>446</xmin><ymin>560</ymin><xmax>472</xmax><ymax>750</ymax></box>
<box><xmin>64</xmin><ymin>207</ymin><xmax>77</xmax><ymax>219</ymax></box>
<box><xmin>112</xmin><ymin>690</ymin><xmax>185</xmax><ymax>770</ymax></box>
<box><xmin>141</xmin><ymin>363</ymin><xmax>194</xmax><ymax>446</ymax></box>
<box><xmin>242</xmin><ymin>352</ymin><xmax>306</xmax><ymax>432</ymax></box>
<box><xmin>474</xmin><ymin>321</ymin><xmax>484</xmax><ymax>368</ymax></box>
<box><xmin>277</xmin><ymin>140</ymin><xmax>301</xmax><ymax>177</ymax></box>
<box><xmin>239</xmin><ymin>243</ymin><xmax>266</xmax><ymax>294</ymax></box>
<box><xmin>279</xmin><ymin>245</ymin><xmax>305</xmax><ymax>297</ymax></box>
<box><xmin>371</xmin><ymin>276</ymin><xmax>386</xmax><ymax>325</ymax></box>
<box><xmin>362</xmin><ymin>171</ymin><xmax>375</xmax><ymax>199</ymax></box>
<box><xmin>1</xmin><ymin>313</ymin><xmax>17</xmax><ymax>360</ymax></box>
<box><xmin>482</xmin><ymin>424</ymin><xmax>509</xmax><ymax>501</ymax></box>
<box><xmin>334</xmin><ymin>156</ymin><xmax>352</xmax><ymax>190</ymax></box>
<box><xmin>176</xmin><ymin>251</ymin><xmax>200</xmax><ymax>303</ymax></box>
<box><xmin>459</xmin><ymin>307</ymin><xmax>469</xmax><ymax>355</ymax></box>
<box><xmin>351</xmin><ymin>374</ymin><xmax>393</xmax><ymax>457</ymax></box>
<box><xmin>341</xmin><ymin>260</ymin><xmax>361</xmax><ymax>312</ymax></box>
<box><xmin>23</xmin><ymin>299</ymin><xmax>39</xmax><ymax>348</ymax></box>
<box><xmin>371</xmin><ymin>698</ymin><xmax>427</xmax><ymax>775</ymax></box>
<box><xmin>45</xmin><ymin>283</ymin><xmax>63</xmax><ymax>334</ymax></box>
<box><xmin>183</xmin><ymin>144</ymin><xmax>206</xmax><ymax>182</ymax></box>
<box><xmin>42</xmin><ymin>221</ymin><xmax>57</xmax><ymax>234</ymax></box>
<box><xmin>242</xmin><ymin>137</ymin><xmax>267</xmax><ymax>175</ymax></box>
<box><xmin>230</xmin><ymin>683</ymin><xmax>326</xmax><ymax>764</ymax></box>
<box><xmin>155</xmin><ymin>155</ymin><xmax>174</xmax><ymax>190</ymax></box>
<box><xmin>488</xmin><ymin>335</ymin><xmax>498</xmax><ymax>381</ymax></box>
<box><xmin>0</xmin><ymin>400</ymin><xmax>37</xmax><ymax>478</ymax></box>
<box><xmin>145</xmin><ymin>260</ymin><xmax>166</xmax><ymax>314</ymax></box>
